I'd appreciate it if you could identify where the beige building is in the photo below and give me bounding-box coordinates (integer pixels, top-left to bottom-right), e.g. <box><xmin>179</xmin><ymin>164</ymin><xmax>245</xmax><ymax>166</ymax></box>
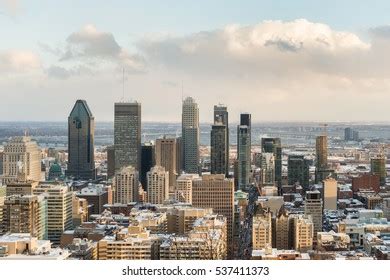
<box><xmin>159</xmin><ymin>214</ymin><xmax>227</xmax><ymax>260</ymax></box>
<box><xmin>155</xmin><ymin>137</ymin><xmax>178</xmax><ymax>192</ymax></box>
<box><xmin>1</xmin><ymin>195</ymin><xmax>47</xmax><ymax>240</ymax></box>
<box><xmin>292</xmin><ymin>214</ymin><xmax>313</xmax><ymax>252</ymax></box>
<box><xmin>6</xmin><ymin>180</ymin><xmax>38</xmax><ymax>196</ymax></box>
<box><xmin>33</xmin><ymin>184</ymin><xmax>72</xmax><ymax>244</ymax></box>
<box><xmin>114</xmin><ymin>166</ymin><xmax>139</xmax><ymax>204</ymax></box>
<box><xmin>1</xmin><ymin>136</ymin><xmax>42</xmax><ymax>185</ymax></box>
<box><xmin>305</xmin><ymin>190</ymin><xmax>323</xmax><ymax>237</ymax></box>
<box><xmin>164</xmin><ymin>206</ymin><xmax>212</xmax><ymax>234</ymax></box>
<box><xmin>323</xmin><ymin>178</ymin><xmax>337</xmax><ymax>210</ymax></box>
<box><xmin>97</xmin><ymin>227</ymin><xmax>156</xmax><ymax>260</ymax></box>
<box><xmin>147</xmin><ymin>166</ymin><xmax>169</xmax><ymax>204</ymax></box>
<box><xmin>252</xmin><ymin>211</ymin><xmax>272</xmax><ymax>250</ymax></box>
<box><xmin>175</xmin><ymin>174</ymin><xmax>199</xmax><ymax>203</ymax></box>
<box><xmin>0</xmin><ymin>185</ymin><xmax>5</xmax><ymax>225</ymax></box>
<box><xmin>192</xmin><ymin>174</ymin><xmax>234</xmax><ymax>255</ymax></box>
<box><xmin>72</xmin><ymin>195</ymin><xmax>88</xmax><ymax>227</ymax></box>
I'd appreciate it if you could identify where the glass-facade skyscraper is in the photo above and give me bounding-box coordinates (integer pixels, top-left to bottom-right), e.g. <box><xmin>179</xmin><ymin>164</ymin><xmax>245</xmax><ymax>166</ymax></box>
<box><xmin>66</xmin><ymin>99</ymin><xmax>96</xmax><ymax>180</ymax></box>
<box><xmin>182</xmin><ymin>97</ymin><xmax>200</xmax><ymax>174</ymax></box>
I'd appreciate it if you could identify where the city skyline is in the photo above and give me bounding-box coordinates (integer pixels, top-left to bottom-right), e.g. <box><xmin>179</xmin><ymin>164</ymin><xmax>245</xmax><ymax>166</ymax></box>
<box><xmin>2</xmin><ymin>1</ymin><xmax>390</xmax><ymax>122</ymax></box>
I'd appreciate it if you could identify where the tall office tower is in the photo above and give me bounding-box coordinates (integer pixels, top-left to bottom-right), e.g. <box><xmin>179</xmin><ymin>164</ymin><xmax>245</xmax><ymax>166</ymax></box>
<box><xmin>371</xmin><ymin>156</ymin><xmax>386</xmax><ymax>185</ymax></box>
<box><xmin>304</xmin><ymin>190</ymin><xmax>323</xmax><ymax>237</ymax></box>
<box><xmin>212</xmin><ymin>104</ymin><xmax>229</xmax><ymax>176</ymax></box>
<box><xmin>175</xmin><ymin>174</ymin><xmax>199</xmax><ymax>204</ymax></box>
<box><xmin>192</xmin><ymin>174</ymin><xmax>234</xmax><ymax>256</ymax></box>
<box><xmin>287</xmin><ymin>154</ymin><xmax>310</xmax><ymax>189</ymax></box>
<box><xmin>344</xmin><ymin>127</ymin><xmax>353</xmax><ymax>141</ymax></box>
<box><xmin>156</xmin><ymin>137</ymin><xmax>178</xmax><ymax>191</ymax></box>
<box><xmin>259</xmin><ymin>153</ymin><xmax>275</xmax><ymax>186</ymax></box>
<box><xmin>292</xmin><ymin>214</ymin><xmax>313</xmax><ymax>252</ymax></box>
<box><xmin>315</xmin><ymin>135</ymin><xmax>328</xmax><ymax>183</ymax></box>
<box><xmin>33</xmin><ymin>184</ymin><xmax>72</xmax><ymax>244</ymax></box>
<box><xmin>323</xmin><ymin>178</ymin><xmax>337</xmax><ymax>210</ymax></box>
<box><xmin>182</xmin><ymin>97</ymin><xmax>200</xmax><ymax>174</ymax></box>
<box><xmin>106</xmin><ymin>145</ymin><xmax>115</xmax><ymax>178</ymax></box>
<box><xmin>114</xmin><ymin>166</ymin><xmax>139</xmax><ymax>204</ymax></box>
<box><xmin>114</xmin><ymin>102</ymin><xmax>141</xmax><ymax>172</ymax></box>
<box><xmin>140</xmin><ymin>142</ymin><xmax>155</xmax><ymax>190</ymax></box>
<box><xmin>66</xmin><ymin>100</ymin><xmax>96</xmax><ymax>180</ymax></box>
<box><xmin>252</xmin><ymin>211</ymin><xmax>272</xmax><ymax>250</ymax></box>
<box><xmin>147</xmin><ymin>166</ymin><xmax>169</xmax><ymax>204</ymax></box>
<box><xmin>1</xmin><ymin>136</ymin><xmax>42</xmax><ymax>184</ymax></box>
<box><xmin>275</xmin><ymin>209</ymin><xmax>290</xmax><ymax>249</ymax></box>
<box><xmin>261</xmin><ymin>138</ymin><xmax>282</xmax><ymax>190</ymax></box>
<box><xmin>175</xmin><ymin>137</ymin><xmax>183</xmax><ymax>174</ymax></box>
<box><xmin>211</xmin><ymin>122</ymin><xmax>228</xmax><ymax>175</ymax></box>
<box><xmin>1</xmin><ymin>195</ymin><xmax>47</xmax><ymax>240</ymax></box>
<box><xmin>237</xmin><ymin>113</ymin><xmax>251</xmax><ymax>190</ymax></box>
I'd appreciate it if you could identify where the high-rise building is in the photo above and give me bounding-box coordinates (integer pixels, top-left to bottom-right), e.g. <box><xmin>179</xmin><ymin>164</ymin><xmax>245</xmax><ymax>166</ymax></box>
<box><xmin>315</xmin><ymin>135</ymin><xmax>328</xmax><ymax>183</ymax></box>
<box><xmin>287</xmin><ymin>154</ymin><xmax>310</xmax><ymax>188</ymax></box>
<box><xmin>106</xmin><ymin>145</ymin><xmax>115</xmax><ymax>178</ymax></box>
<box><xmin>292</xmin><ymin>214</ymin><xmax>313</xmax><ymax>252</ymax></box>
<box><xmin>147</xmin><ymin>166</ymin><xmax>169</xmax><ymax>204</ymax></box>
<box><xmin>259</xmin><ymin>153</ymin><xmax>275</xmax><ymax>186</ymax></box>
<box><xmin>237</xmin><ymin>113</ymin><xmax>251</xmax><ymax>190</ymax></box>
<box><xmin>1</xmin><ymin>195</ymin><xmax>47</xmax><ymax>240</ymax></box>
<box><xmin>114</xmin><ymin>102</ymin><xmax>141</xmax><ymax>172</ymax></box>
<box><xmin>252</xmin><ymin>211</ymin><xmax>272</xmax><ymax>250</ymax></box>
<box><xmin>1</xmin><ymin>136</ymin><xmax>42</xmax><ymax>184</ymax></box>
<box><xmin>0</xmin><ymin>186</ymin><xmax>5</xmax><ymax>225</ymax></box>
<box><xmin>261</xmin><ymin>138</ymin><xmax>282</xmax><ymax>189</ymax></box>
<box><xmin>114</xmin><ymin>166</ymin><xmax>139</xmax><ymax>204</ymax></box>
<box><xmin>344</xmin><ymin>127</ymin><xmax>359</xmax><ymax>141</ymax></box>
<box><xmin>140</xmin><ymin>142</ymin><xmax>155</xmax><ymax>190</ymax></box>
<box><xmin>33</xmin><ymin>184</ymin><xmax>73</xmax><ymax>244</ymax></box>
<box><xmin>0</xmin><ymin>151</ymin><xmax>3</xmax><ymax>176</ymax></box>
<box><xmin>371</xmin><ymin>156</ymin><xmax>386</xmax><ymax>185</ymax></box>
<box><xmin>174</xmin><ymin>174</ymin><xmax>198</xmax><ymax>204</ymax></box>
<box><xmin>323</xmin><ymin>178</ymin><xmax>337</xmax><ymax>210</ymax></box>
<box><xmin>211</xmin><ymin>105</ymin><xmax>229</xmax><ymax>176</ymax></box>
<box><xmin>192</xmin><ymin>174</ymin><xmax>234</xmax><ymax>256</ymax></box>
<box><xmin>304</xmin><ymin>190</ymin><xmax>323</xmax><ymax>237</ymax></box>
<box><xmin>275</xmin><ymin>209</ymin><xmax>290</xmax><ymax>250</ymax></box>
<box><xmin>66</xmin><ymin>100</ymin><xmax>96</xmax><ymax>180</ymax></box>
<box><xmin>156</xmin><ymin>137</ymin><xmax>178</xmax><ymax>191</ymax></box>
<box><xmin>182</xmin><ymin>97</ymin><xmax>200</xmax><ymax>174</ymax></box>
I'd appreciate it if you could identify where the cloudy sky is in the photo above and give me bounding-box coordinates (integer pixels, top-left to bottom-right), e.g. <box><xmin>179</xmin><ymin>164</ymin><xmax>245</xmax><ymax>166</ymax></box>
<box><xmin>1</xmin><ymin>0</ymin><xmax>390</xmax><ymax>122</ymax></box>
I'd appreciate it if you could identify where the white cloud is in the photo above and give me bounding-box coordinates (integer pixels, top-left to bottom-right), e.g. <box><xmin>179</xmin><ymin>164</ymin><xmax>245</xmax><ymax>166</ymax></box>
<box><xmin>0</xmin><ymin>50</ymin><xmax>41</xmax><ymax>73</ymax></box>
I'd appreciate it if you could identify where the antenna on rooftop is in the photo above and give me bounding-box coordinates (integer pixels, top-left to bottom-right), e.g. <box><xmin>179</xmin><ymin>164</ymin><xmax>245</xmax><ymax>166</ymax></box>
<box><xmin>181</xmin><ymin>80</ymin><xmax>184</xmax><ymax>102</ymax></box>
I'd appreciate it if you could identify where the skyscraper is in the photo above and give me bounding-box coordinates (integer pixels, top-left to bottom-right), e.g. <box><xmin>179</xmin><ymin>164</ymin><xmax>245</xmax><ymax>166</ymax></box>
<box><xmin>304</xmin><ymin>190</ymin><xmax>323</xmax><ymax>237</ymax></box>
<box><xmin>156</xmin><ymin>137</ymin><xmax>178</xmax><ymax>191</ymax></box>
<box><xmin>1</xmin><ymin>195</ymin><xmax>47</xmax><ymax>240</ymax></box>
<box><xmin>114</xmin><ymin>102</ymin><xmax>141</xmax><ymax>172</ymax></box>
<box><xmin>212</xmin><ymin>104</ymin><xmax>229</xmax><ymax>176</ymax></box>
<box><xmin>315</xmin><ymin>135</ymin><xmax>328</xmax><ymax>183</ymax></box>
<box><xmin>140</xmin><ymin>141</ymin><xmax>155</xmax><ymax>190</ymax></box>
<box><xmin>261</xmin><ymin>138</ymin><xmax>282</xmax><ymax>190</ymax></box>
<box><xmin>192</xmin><ymin>174</ymin><xmax>234</xmax><ymax>257</ymax></box>
<box><xmin>147</xmin><ymin>166</ymin><xmax>169</xmax><ymax>204</ymax></box>
<box><xmin>237</xmin><ymin>113</ymin><xmax>251</xmax><ymax>190</ymax></box>
<box><xmin>323</xmin><ymin>178</ymin><xmax>337</xmax><ymax>210</ymax></box>
<box><xmin>182</xmin><ymin>97</ymin><xmax>200</xmax><ymax>174</ymax></box>
<box><xmin>259</xmin><ymin>153</ymin><xmax>275</xmax><ymax>186</ymax></box>
<box><xmin>114</xmin><ymin>166</ymin><xmax>139</xmax><ymax>204</ymax></box>
<box><xmin>287</xmin><ymin>154</ymin><xmax>310</xmax><ymax>189</ymax></box>
<box><xmin>66</xmin><ymin>100</ymin><xmax>96</xmax><ymax>180</ymax></box>
<box><xmin>211</xmin><ymin>122</ymin><xmax>228</xmax><ymax>175</ymax></box>
<box><xmin>106</xmin><ymin>145</ymin><xmax>115</xmax><ymax>179</ymax></box>
<box><xmin>33</xmin><ymin>184</ymin><xmax>73</xmax><ymax>244</ymax></box>
<box><xmin>1</xmin><ymin>136</ymin><xmax>42</xmax><ymax>184</ymax></box>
